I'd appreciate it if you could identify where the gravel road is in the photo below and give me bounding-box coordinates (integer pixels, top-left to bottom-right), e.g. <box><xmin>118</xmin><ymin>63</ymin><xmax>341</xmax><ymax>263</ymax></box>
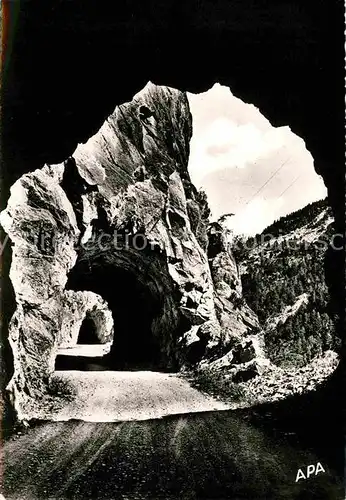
<box><xmin>45</xmin><ymin>370</ymin><xmax>230</xmax><ymax>422</ymax></box>
<box><xmin>3</xmin><ymin>410</ymin><xmax>343</xmax><ymax>500</ymax></box>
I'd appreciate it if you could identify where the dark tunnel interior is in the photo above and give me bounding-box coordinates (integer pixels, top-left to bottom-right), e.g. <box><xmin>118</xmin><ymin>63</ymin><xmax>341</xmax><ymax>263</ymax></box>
<box><xmin>78</xmin><ymin>315</ymin><xmax>101</xmax><ymax>345</ymax></box>
<box><xmin>55</xmin><ymin>263</ymin><xmax>168</xmax><ymax>372</ymax></box>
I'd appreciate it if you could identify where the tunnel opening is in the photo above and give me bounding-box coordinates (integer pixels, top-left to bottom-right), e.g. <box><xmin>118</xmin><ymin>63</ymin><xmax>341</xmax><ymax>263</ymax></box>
<box><xmin>58</xmin><ymin>251</ymin><xmax>180</xmax><ymax>373</ymax></box>
<box><xmin>54</xmin><ymin>311</ymin><xmax>110</xmax><ymax>371</ymax></box>
<box><xmin>77</xmin><ymin>314</ymin><xmax>101</xmax><ymax>345</ymax></box>
<box><xmin>102</xmin><ymin>266</ymin><xmax>163</xmax><ymax>370</ymax></box>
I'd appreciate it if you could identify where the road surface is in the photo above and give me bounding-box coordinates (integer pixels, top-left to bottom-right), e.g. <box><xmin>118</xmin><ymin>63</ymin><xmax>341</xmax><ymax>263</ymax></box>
<box><xmin>2</xmin><ymin>410</ymin><xmax>343</xmax><ymax>500</ymax></box>
<box><xmin>42</xmin><ymin>370</ymin><xmax>231</xmax><ymax>422</ymax></box>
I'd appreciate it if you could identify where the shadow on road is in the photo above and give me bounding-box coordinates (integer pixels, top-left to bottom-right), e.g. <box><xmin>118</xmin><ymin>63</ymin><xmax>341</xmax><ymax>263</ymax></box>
<box><xmin>2</xmin><ymin>405</ymin><xmax>343</xmax><ymax>500</ymax></box>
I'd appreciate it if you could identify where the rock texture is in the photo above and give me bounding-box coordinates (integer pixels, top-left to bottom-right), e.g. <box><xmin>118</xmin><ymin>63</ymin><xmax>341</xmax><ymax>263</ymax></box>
<box><xmin>0</xmin><ymin>164</ymin><xmax>114</xmax><ymax>418</ymax></box>
<box><xmin>238</xmin><ymin>350</ymin><xmax>339</xmax><ymax>405</ymax></box>
<box><xmin>0</xmin><ymin>83</ymin><xmax>263</xmax><ymax>420</ymax></box>
<box><xmin>208</xmin><ymin>222</ymin><xmax>260</xmax><ymax>342</ymax></box>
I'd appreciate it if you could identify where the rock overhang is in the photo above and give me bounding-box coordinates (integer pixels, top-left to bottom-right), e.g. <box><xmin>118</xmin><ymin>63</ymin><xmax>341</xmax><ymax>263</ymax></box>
<box><xmin>0</xmin><ymin>82</ymin><xmax>264</xmax><ymax>421</ymax></box>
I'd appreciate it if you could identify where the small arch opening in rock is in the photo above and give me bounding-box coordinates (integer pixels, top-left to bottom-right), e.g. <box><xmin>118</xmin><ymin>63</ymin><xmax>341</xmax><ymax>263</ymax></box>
<box><xmin>54</xmin><ymin>313</ymin><xmax>107</xmax><ymax>371</ymax></box>
<box><xmin>138</xmin><ymin>105</ymin><xmax>154</xmax><ymax>121</ymax></box>
<box><xmin>77</xmin><ymin>314</ymin><xmax>100</xmax><ymax>345</ymax></box>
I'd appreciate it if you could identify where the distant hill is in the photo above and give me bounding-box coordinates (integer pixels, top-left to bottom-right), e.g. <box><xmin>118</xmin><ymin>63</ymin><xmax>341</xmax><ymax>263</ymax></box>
<box><xmin>253</xmin><ymin>198</ymin><xmax>330</xmax><ymax>240</ymax></box>
<box><xmin>232</xmin><ymin>198</ymin><xmax>340</xmax><ymax>368</ymax></box>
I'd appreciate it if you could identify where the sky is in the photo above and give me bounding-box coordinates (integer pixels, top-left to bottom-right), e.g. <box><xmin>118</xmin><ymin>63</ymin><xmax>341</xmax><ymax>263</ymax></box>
<box><xmin>187</xmin><ymin>83</ymin><xmax>327</xmax><ymax>236</ymax></box>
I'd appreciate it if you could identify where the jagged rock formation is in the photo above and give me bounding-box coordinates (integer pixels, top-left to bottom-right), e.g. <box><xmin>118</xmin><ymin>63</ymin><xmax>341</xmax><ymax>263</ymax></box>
<box><xmin>208</xmin><ymin>221</ymin><xmax>260</xmax><ymax>341</ymax></box>
<box><xmin>239</xmin><ymin>350</ymin><xmax>339</xmax><ymax>405</ymax></box>
<box><xmin>0</xmin><ymin>83</ymin><xmax>263</xmax><ymax>420</ymax></box>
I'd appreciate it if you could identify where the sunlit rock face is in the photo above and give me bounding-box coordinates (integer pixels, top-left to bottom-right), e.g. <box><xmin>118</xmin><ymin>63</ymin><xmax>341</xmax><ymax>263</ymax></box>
<box><xmin>0</xmin><ymin>83</ymin><xmax>263</xmax><ymax>420</ymax></box>
<box><xmin>208</xmin><ymin>222</ymin><xmax>260</xmax><ymax>338</ymax></box>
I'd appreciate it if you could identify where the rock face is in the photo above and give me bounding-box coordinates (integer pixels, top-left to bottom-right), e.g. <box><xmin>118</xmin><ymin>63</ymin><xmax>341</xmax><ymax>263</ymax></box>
<box><xmin>0</xmin><ymin>83</ymin><xmax>263</xmax><ymax>420</ymax></box>
<box><xmin>208</xmin><ymin>222</ymin><xmax>260</xmax><ymax>341</ymax></box>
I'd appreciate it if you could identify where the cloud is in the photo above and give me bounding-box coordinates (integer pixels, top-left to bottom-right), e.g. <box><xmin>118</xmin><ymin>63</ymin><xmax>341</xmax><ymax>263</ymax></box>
<box><xmin>187</xmin><ymin>83</ymin><xmax>327</xmax><ymax>235</ymax></box>
<box><xmin>188</xmin><ymin>116</ymin><xmax>288</xmax><ymax>184</ymax></box>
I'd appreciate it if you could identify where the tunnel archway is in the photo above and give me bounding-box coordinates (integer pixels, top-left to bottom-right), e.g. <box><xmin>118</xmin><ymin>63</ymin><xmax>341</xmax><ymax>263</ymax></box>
<box><xmin>2</xmin><ymin>0</ymin><xmax>343</xmax><ymax>343</ymax></box>
<box><xmin>73</xmin><ymin>265</ymin><xmax>163</xmax><ymax>370</ymax></box>
<box><xmin>64</xmin><ymin>247</ymin><xmax>183</xmax><ymax>372</ymax></box>
<box><xmin>2</xmin><ymin>0</ymin><xmax>343</xmax><ymax>391</ymax></box>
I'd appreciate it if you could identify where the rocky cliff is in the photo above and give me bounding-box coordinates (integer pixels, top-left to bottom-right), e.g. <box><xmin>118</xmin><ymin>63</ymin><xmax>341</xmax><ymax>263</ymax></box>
<box><xmin>0</xmin><ymin>83</ymin><xmax>263</xmax><ymax>420</ymax></box>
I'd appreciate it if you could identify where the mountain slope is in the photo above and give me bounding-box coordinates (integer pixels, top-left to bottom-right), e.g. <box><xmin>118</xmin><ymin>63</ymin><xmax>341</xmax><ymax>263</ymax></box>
<box><xmin>233</xmin><ymin>198</ymin><xmax>340</xmax><ymax>368</ymax></box>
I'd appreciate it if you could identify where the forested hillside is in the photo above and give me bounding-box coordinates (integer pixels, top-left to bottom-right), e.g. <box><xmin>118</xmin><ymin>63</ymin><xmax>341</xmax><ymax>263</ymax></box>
<box><xmin>233</xmin><ymin>198</ymin><xmax>340</xmax><ymax>368</ymax></box>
